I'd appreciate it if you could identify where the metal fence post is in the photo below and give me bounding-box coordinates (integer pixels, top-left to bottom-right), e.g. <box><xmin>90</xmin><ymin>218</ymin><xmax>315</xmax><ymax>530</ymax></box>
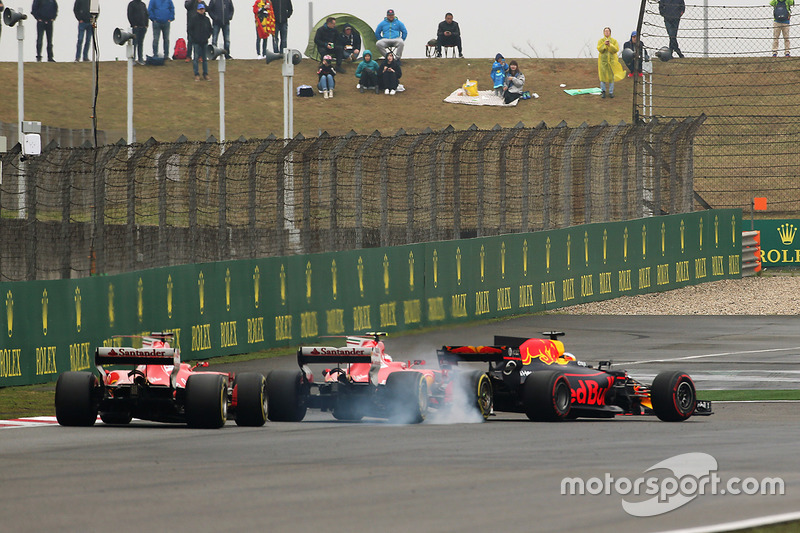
<box><xmin>379</xmin><ymin>129</ymin><xmax>406</xmax><ymax>247</ymax></box>
<box><xmin>187</xmin><ymin>140</ymin><xmax>215</xmax><ymax>264</ymax></box>
<box><xmin>669</xmin><ymin>119</ymin><xmax>692</xmax><ymax>215</ymax></box>
<box><xmin>126</xmin><ymin>139</ymin><xmax>156</xmax><ymax>271</ymax></box>
<box><xmin>600</xmin><ymin>121</ymin><xmax>625</xmax><ymax>223</ymax></box>
<box><xmin>542</xmin><ymin>122</ymin><xmax>566</xmax><ymax>230</ymax></box>
<box><xmin>636</xmin><ymin>119</ymin><xmax>657</xmax><ymax>218</ymax></box>
<box><xmin>217</xmin><ymin>140</ymin><xmax>243</xmax><ymax>260</ymax></box>
<box><xmin>93</xmin><ymin>142</ymin><xmax>125</xmax><ymax>275</ymax></box>
<box><xmin>561</xmin><ymin>122</ymin><xmax>588</xmax><ymax>228</ymax></box>
<box><xmin>452</xmin><ymin>125</ymin><xmax>478</xmax><ymax>238</ymax></box>
<box><xmin>476</xmin><ymin>126</ymin><xmax>502</xmax><ymax>237</ymax></box>
<box><xmin>405</xmin><ymin>130</ymin><xmax>431</xmax><ymax>244</ymax></box>
<box><xmin>246</xmin><ymin>135</ymin><xmax>275</xmax><ymax>258</ymax></box>
<box><xmin>328</xmin><ymin>131</ymin><xmax>356</xmax><ymax>251</ymax></box>
<box><xmin>497</xmin><ymin>123</ymin><xmax>524</xmax><ymax>235</ymax></box>
<box><xmin>582</xmin><ymin>123</ymin><xmax>605</xmax><ymax>224</ymax></box>
<box><xmin>429</xmin><ymin>126</ymin><xmax>454</xmax><ymax>242</ymax></box>
<box><xmin>683</xmin><ymin>115</ymin><xmax>706</xmax><ymax>212</ymax></box>
<box><xmin>353</xmin><ymin>132</ymin><xmax>380</xmax><ymax>249</ymax></box>
<box><xmin>59</xmin><ymin>147</ymin><xmax>88</xmax><ymax>278</ymax></box>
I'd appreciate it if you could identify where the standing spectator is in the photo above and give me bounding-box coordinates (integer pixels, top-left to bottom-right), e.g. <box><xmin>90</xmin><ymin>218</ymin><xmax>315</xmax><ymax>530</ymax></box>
<box><xmin>379</xmin><ymin>51</ymin><xmax>402</xmax><ymax>95</ymax></box>
<box><xmin>148</xmin><ymin>0</ymin><xmax>174</xmax><ymax>58</ymax></box>
<box><xmin>32</xmin><ymin>0</ymin><xmax>58</xmax><ymax>62</ymax></box>
<box><xmin>0</xmin><ymin>1</ymin><xmax>4</xmax><ymax>40</ymax></box>
<box><xmin>435</xmin><ymin>12</ymin><xmax>462</xmax><ymax>58</ymax></box>
<box><xmin>188</xmin><ymin>1</ymin><xmax>211</xmax><ymax>80</ymax></box>
<box><xmin>622</xmin><ymin>30</ymin><xmax>649</xmax><ymax>76</ymax></box>
<box><xmin>208</xmin><ymin>0</ymin><xmax>233</xmax><ymax>59</ymax></box>
<box><xmin>73</xmin><ymin>0</ymin><xmax>92</xmax><ymax>62</ymax></box>
<box><xmin>317</xmin><ymin>55</ymin><xmax>336</xmax><ymax>98</ymax></box>
<box><xmin>771</xmin><ymin>0</ymin><xmax>793</xmax><ymax>57</ymax></box>
<box><xmin>355</xmin><ymin>49</ymin><xmax>379</xmax><ymax>93</ymax></box>
<box><xmin>490</xmin><ymin>53</ymin><xmax>508</xmax><ymax>97</ymax></box>
<box><xmin>271</xmin><ymin>0</ymin><xmax>292</xmax><ymax>53</ymax></box>
<box><xmin>659</xmin><ymin>0</ymin><xmax>685</xmax><ymax>58</ymax></box>
<box><xmin>375</xmin><ymin>9</ymin><xmax>407</xmax><ymax>60</ymax></box>
<box><xmin>339</xmin><ymin>23</ymin><xmax>361</xmax><ymax>62</ymax></box>
<box><xmin>503</xmin><ymin>60</ymin><xmax>525</xmax><ymax>104</ymax></box>
<box><xmin>127</xmin><ymin>0</ymin><xmax>149</xmax><ymax>65</ymax></box>
<box><xmin>184</xmin><ymin>0</ymin><xmax>199</xmax><ymax>61</ymax></box>
<box><xmin>597</xmin><ymin>27</ymin><xmax>625</xmax><ymax>98</ymax></box>
<box><xmin>253</xmin><ymin>0</ymin><xmax>274</xmax><ymax>57</ymax></box>
<box><xmin>314</xmin><ymin>17</ymin><xmax>343</xmax><ymax>67</ymax></box>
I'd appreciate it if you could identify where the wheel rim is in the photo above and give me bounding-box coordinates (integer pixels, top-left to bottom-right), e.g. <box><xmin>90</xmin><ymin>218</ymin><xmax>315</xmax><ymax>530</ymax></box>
<box><xmin>477</xmin><ymin>378</ymin><xmax>492</xmax><ymax>417</ymax></box>
<box><xmin>418</xmin><ymin>379</ymin><xmax>429</xmax><ymax>417</ymax></box>
<box><xmin>675</xmin><ymin>380</ymin><xmax>694</xmax><ymax>413</ymax></box>
<box><xmin>554</xmin><ymin>380</ymin><xmax>570</xmax><ymax>413</ymax></box>
<box><xmin>221</xmin><ymin>384</ymin><xmax>228</xmax><ymax>421</ymax></box>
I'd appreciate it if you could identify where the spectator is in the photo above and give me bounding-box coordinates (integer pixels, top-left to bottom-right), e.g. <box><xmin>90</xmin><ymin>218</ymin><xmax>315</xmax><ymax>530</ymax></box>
<box><xmin>356</xmin><ymin>49</ymin><xmax>379</xmax><ymax>93</ymax></box>
<box><xmin>622</xmin><ymin>30</ymin><xmax>649</xmax><ymax>76</ymax></box>
<box><xmin>771</xmin><ymin>0</ymin><xmax>793</xmax><ymax>57</ymax></box>
<box><xmin>659</xmin><ymin>0</ymin><xmax>685</xmax><ymax>58</ymax></box>
<box><xmin>436</xmin><ymin>12</ymin><xmax>462</xmax><ymax>58</ymax></box>
<box><xmin>148</xmin><ymin>0</ymin><xmax>174</xmax><ymax>58</ymax></box>
<box><xmin>32</xmin><ymin>0</ymin><xmax>58</xmax><ymax>62</ymax></box>
<box><xmin>253</xmin><ymin>0</ymin><xmax>273</xmax><ymax>57</ymax></box>
<box><xmin>339</xmin><ymin>23</ymin><xmax>361</xmax><ymax>62</ymax></box>
<box><xmin>208</xmin><ymin>0</ymin><xmax>233</xmax><ymax>59</ymax></box>
<box><xmin>184</xmin><ymin>0</ymin><xmax>199</xmax><ymax>61</ymax></box>
<box><xmin>188</xmin><ymin>1</ymin><xmax>211</xmax><ymax>80</ymax></box>
<box><xmin>503</xmin><ymin>60</ymin><xmax>525</xmax><ymax>104</ymax></box>
<box><xmin>0</xmin><ymin>1</ymin><xmax>4</xmax><ymax>40</ymax></box>
<box><xmin>73</xmin><ymin>0</ymin><xmax>92</xmax><ymax>62</ymax></box>
<box><xmin>271</xmin><ymin>0</ymin><xmax>292</xmax><ymax>53</ymax></box>
<box><xmin>375</xmin><ymin>9</ymin><xmax>407</xmax><ymax>60</ymax></box>
<box><xmin>127</xmin><ymin>0</ymin><xmax>149</xmax><ymax>65</ymax></box>
<box><xmin>597</xmin><ymin>27</ymin><xmax>625</xmax><ymax>98</ymax></box>
<box><xmin>314</xmin><ymin>17</ymin><xmax>343</xmax><ymax>67</ymax></box>
<box><xmin>317</xmin><ymin>55</ymin><xmax>336</xmax><ymax>98</ymax></box>
<box><xmin>379</xmin><ymin>51</ymin><xmax>402</xmax><ymax>95</ymax></box>
<box><xmin>490</xmin><ymin>53</ymin><xmax>508</xmax><ymax>97</ymax></box>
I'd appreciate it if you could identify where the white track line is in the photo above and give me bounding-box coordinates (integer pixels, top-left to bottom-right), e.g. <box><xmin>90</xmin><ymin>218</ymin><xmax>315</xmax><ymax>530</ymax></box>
<box><xmin>624</xmin><ymin>346</ymin><xmax>800</xmax><ymax>366</ymax></box>
<box><xmin>658</xmin><ymin>510</ymin><xmax>800</xmax><ymax>533</ymax></box>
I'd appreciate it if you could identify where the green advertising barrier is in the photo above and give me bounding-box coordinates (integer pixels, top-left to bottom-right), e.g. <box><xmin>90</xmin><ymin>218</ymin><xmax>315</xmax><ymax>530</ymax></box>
<box><xmin>0</xmin><ymin>210</ymin><xmax>741</xmax><ymax>387</ymax></box>
<box><xmin>752</xmin><ymin>220</ymin><xmax>800</xmax><ymax>267</ymax></box>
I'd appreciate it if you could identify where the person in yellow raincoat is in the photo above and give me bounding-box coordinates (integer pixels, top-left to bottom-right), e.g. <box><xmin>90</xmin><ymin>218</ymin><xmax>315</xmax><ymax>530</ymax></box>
<box><xmin>597</xmin><ymin>27</ymin><xmax>625</xmax><ymax>98</ymax></box>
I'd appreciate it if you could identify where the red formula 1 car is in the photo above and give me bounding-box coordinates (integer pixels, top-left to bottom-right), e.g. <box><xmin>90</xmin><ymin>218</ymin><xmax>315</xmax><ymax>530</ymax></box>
<box><xmin>55</xmin><ymin>333</ymin><xmax>267</xmax><ymax>428</ymax></box>
<box><xmin>437</xmin><ymin>332</ymin><xmax>712</xmax><ymax>422</ymax></box>
<box><xmin>266</xmin><ymin>333</ymin><xmax>492</xmax><ymax>424</ymax></box>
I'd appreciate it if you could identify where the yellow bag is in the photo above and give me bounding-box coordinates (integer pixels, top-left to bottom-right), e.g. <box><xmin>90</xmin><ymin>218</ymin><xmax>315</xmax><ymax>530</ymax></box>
<box><xmin>462</xmin><ymin>79</ymin><xmax>478</xmax><ymax>97</ymax></box>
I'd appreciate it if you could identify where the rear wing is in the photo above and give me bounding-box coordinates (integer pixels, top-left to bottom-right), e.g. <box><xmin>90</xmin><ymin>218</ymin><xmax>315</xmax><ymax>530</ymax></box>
<box><xmin>437</xmin><ymin>345</ymin><xmax>513</xmax><ymax>368</ymax></box>
<box><xmin>95</xmin><ymin>347</ymin><xmax>179</xmax><ymax>367</ymax></box>
<box><xmin>297</xmin><ymin>346</ymin><xmax>374</xmax><ymax>366</ymax></box>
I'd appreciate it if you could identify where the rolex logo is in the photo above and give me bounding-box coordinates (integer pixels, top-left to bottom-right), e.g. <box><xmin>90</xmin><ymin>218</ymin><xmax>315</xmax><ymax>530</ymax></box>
<box><xmin>778</xmin><ymin>223</ymin><xmax>797</xmax><ymax>246</ymax></box>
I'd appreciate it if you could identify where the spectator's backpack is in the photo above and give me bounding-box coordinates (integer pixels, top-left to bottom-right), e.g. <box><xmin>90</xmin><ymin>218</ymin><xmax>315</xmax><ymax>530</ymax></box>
<box><xmin>775</xmin><ymin>0</ymin><xmax>790</xmax><ymax>22</ymax></box>
<box><xmin>173</xmin><ymin>38</ymin><xmax>188</xmax><ymax>60</ymax></box>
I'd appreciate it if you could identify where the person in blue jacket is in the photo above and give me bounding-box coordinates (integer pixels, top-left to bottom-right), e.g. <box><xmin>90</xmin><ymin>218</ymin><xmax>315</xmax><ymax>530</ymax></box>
<box><xmin>355</xmin><ymin>49</ymin><xmax>380</xmax><ymax>93</ymax></box>
<box><xmin>490</xmin><ymin>53</ymin><xmax>508</xmax><ymax>97</ymax></box>
<box><xmin>32</xmin><ymin>0</ymin><xmax>59</xmax><ymax>62</ymax></box>
<box><xmin>375</xmin><ymin>8</ymin><xmax>407</xmax><ymax>60</ymax></box>
<box><xmin>148</xmin><ymin>0</ymin><xmax>175</xmax><ymax>58</ymax></box>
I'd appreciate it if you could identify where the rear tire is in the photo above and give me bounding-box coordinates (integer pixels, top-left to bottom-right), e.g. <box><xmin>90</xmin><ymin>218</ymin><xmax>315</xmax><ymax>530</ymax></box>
<box><xmin>333</xmin><ymin>393</ymin><xmax>364</xmax><ymax>421</ymax></box>
<box><xmin>185</xmin><ymin>373</ymin><xmax>228</xmax><ymax>428</ymax></box>
<box><xmin>266</xmin><ymin>370</ymin><xmax>307</xmax><ymax>422</ymax></box>
<box><xmin>455</xmin><ymin>370</ymin><xmax>493</xmax><ymax>421</ymax></box>
<box><xmin>234</xmin><ymin>373</ymin><xmax>267</xmax><ymax>427</ymax></box>
<box><xmin>385</xmin><ymin>371</ymin><xmax>428</xmax><ymax>424</ymax></box>
<box><xmin>523</xmin><ymin>371</ymin><xmax>571</xmax><ymax>421</ymax></box>
<box><xmin>55</xmin><ymin>371</ymin><xmax>99</xmax><ymax>426</ymax></box>
<box><xmin>651</xmin><ymin>371</ymin><xmax>696</xmax><ymax>422</ymax></box>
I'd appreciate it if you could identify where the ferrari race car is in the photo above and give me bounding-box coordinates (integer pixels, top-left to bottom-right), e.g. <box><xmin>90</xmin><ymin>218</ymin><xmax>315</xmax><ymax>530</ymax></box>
<box><xmin>55</xmin><ymin>333</ymin><xmax>267</xmax><ymax>428</ymax></box>
<box><xmin>437</xmin><ymin>332</ymin><xmax>713</xmax><ymax>422</ymax></box>
<box><xmin>266</xmin><ymin>333</ymin><xmax>491</xmax><ymax>424</ymax></box>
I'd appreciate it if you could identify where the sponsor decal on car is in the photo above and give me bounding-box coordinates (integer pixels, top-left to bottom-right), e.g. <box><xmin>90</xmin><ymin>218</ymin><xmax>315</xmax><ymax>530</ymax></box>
<box><xmin>301</xmin><ymin>347</ymin><xmax>371</xmax><ymax>357</ymax></box>
<box><xmin>520</xmin><ymin>339</ymin><xmax>567</xmax><ymax>366</ymax></box>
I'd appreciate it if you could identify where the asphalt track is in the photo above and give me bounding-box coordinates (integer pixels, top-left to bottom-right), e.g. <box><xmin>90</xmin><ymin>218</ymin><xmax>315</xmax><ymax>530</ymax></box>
<box><xmin>3</xmin><ymin>315</ymin><xmax>799</xmax><ymax>533</ymax></box>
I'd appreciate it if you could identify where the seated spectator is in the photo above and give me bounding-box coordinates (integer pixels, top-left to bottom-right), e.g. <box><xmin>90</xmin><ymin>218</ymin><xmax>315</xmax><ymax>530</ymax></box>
<box><xmin>356</xmin><ymin>49</ymin><xmax>380</xmax><ymax>93</ymax></box>
<box><xmin>622</xmin><ymin>30</ymin><xmax>649</xmax><ymax>76</ymax></box>
<box><xmin>317</xmin><ymin>54</ymin><xmax>336</xmax><ymax>98</ymax></box>
<box><xmin>490</xmin><ymin>53</ymin><xmax>508</xmax><ymax>97</ymax></box>
<box><xmin>339</xmin><ymin>23</ymin><xmax>361</xmax><ymax>62</ymax></box>
<box><xmin>379</xmin><ymin>51</ymin><xmax>402</xmax><ymax>95</ymax></box>
<box><xmin>375</xmin><ymin>9</ymin><xmax>407</xmax><ymax>60</ymax></box>
<box><xmin>503</xmin><ymin>60</ymin><xmax>525</xmax><ymax>104</ymax></box>
<box><xmin>436</xmin><ymin>12</ymin><xmax>462</xmax><ymax>58</ymax></box>
<box><xmin>314</xmin><ymin>16</ymin><xmax>343</xmax><ymax>67</ymax></box>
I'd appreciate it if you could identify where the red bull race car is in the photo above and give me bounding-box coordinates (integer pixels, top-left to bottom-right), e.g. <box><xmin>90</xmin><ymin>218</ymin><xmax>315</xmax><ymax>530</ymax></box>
<box><xmin>55</xmin><ymin>333</ymin><xmax>267</xmax><ymax>428</ymax></box>
<box><xmin>437</xmin><ymin>332</ymin><xmax>712</xmax><ymax>422</ymax></box>
<box><xmin>267</xmin><ymin>333</ymin><xmax>491</xmax><ymax>424</ymax></box>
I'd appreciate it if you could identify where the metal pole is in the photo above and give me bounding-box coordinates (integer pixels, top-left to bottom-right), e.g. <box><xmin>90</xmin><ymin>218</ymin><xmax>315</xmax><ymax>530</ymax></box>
<box><xmin>16</xmin><ymin>14</ymin><xmax>26</xmax><ymax>219</ymax></box>
<box><xmin>704</xmin><ymin>0</ymin><xmax>709</xmax><ymax>57</ymax></box>
<box><xmin>219</xmin><ymin>56</ymin><xmax>226</xmax><ymax>143</ymax></box>
<box><xmin>308</xmin><ymin>1</ymin><xmax>313</xmax><ymax>35</ymax></box>
<box><xmin>127</xmin><ymin>38</ymin><xmax>134</xmax><ymax>144</ymax></box>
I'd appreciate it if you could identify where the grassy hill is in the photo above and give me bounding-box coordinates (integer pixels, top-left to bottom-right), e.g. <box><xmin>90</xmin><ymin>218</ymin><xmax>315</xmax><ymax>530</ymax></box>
<box><xmin>0</xmin><ymin>57</ymin><xmax>634</xmax><ymax>142</ymax></box>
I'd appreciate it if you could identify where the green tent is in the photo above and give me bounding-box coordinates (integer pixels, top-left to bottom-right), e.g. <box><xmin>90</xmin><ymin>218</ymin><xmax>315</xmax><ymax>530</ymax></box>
<box><xmin>304</xmin><ymin>13</ymin><xmax>378</xmax><ymax>62</ymax></box>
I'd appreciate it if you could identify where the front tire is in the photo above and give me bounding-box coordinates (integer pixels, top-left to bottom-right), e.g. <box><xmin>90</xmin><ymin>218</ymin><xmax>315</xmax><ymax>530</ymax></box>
<box><xmin>266</xmin><ymin>370</ymin><xmax>307</xmax><ymax>422</ymax></box>
<box><xmin>523</xmin><ymin>371</ymin><xmax>571</xmax><ymax>421</ymax></box>
<box><xmin>55</xmin><ymin>371</ymin><xmax>99</xmax><ymax>426</ymax></box>
<box><xmin>185</xmin><ymin>373</ymin><xmax>228</xmax><ymax>428</ymax></box>
<box><xmin>234</xmin><ymin>373</ymin><xmax>267</xmax><ymax>427</ymax></box>
<box><xmin>385</xmin><ymin>371</ymin><xmax>428</xmax><ymax>424</ymax></box>
<box><xmin>651</xmin><ymin>371</ymin><xmax>696</xmax><ymax>422</ymax></box>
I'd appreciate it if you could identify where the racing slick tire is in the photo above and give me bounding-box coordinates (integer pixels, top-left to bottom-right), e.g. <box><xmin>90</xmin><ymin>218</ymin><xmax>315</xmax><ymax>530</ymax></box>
<box><xmin>523</xmin><ymin>371</ymin><xmax>572</xmax><ymax>422</ymax></box>
<box><xmin>651</xmin><ymin>370</ymin><xmax>697</xmax><ymax>422</ymax></box>
<box><xmin>185</xmin><ymin>373</ymin><xmax>228</xmax><ymax>428</ymax></box>
<box><xmin>266</xmin><ymin>370</ymin><xmax>307</xmax><ymax>422</ymax></box>
<box><xmin>385</xmin><ymin>371</ymin><xmax>428</xmax><ymax>424</ymax></box>
<box><xmin>455</xmin><ymin>370</ymin><xmax>493</xmax><ymax>421</ymax></box>
<box><xmin>234</xmin><ymin>373</ymin><xmax>268</xmax><ymax>427</ymax></box>
<box><xmin>55</xmin><ymin>371</ymin><xmax>100</xmax><ymax>426</ymax></box>
<box><xmin>99</xmin><ymin>411</ymin><xmax>133</xmax><ymax>425</ymax></box>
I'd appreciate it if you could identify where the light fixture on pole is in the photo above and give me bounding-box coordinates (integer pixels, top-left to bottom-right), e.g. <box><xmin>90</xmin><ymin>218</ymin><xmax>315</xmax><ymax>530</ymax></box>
<box><xmin>4</xmin><ymin>7</ymin><xmax>29</xmax><ymax>217</ymax></box>
<box><xmin>113</xmin><ymin>27</ymin><xmax>135</xmax><ymax>144</ymax></box>
<box><xmin>265</xmin><ymin>49</ymin><xmax>301</xmax><ymax>140</ymax></box>
<box><xmin>207</xmin><ymin>44</ymin><xmax>227</xmax><ymax>143</ymax></box>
